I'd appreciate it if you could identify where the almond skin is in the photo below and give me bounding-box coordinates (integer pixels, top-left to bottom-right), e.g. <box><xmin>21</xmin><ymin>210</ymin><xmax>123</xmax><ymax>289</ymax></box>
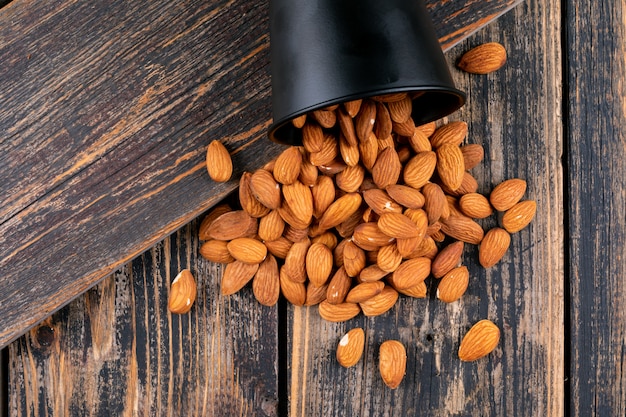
<box><xmin>379</xmin><ymin>340</ymin><xmax>407</xmax><ymax>389</ymax></box>
<box><xmin>458</xmin><ymin>319</ymin><xmax>501</xmax><ymax>361</ymax></box>
<box><xmin>345</xmin><ymin>281</ymin><xmax>385</xmax><ymax>303</ymax></box>
<box><xmin>250</xmin><ymin>169</ymin><xmax>282</xmax><ymax>210</ymax></box>
<box><xmin>396</xmin><ymin>281</ymin><xmax>427</xmax><ymax>298</ymax></box>
<box><xmin>490</xmin><ymin>178</ymin><xmax>527</xmax><ymax>211</ymax></box>
<box><xmin>388</xmin><ymin>257</ymin><xmax>431</xmax><ymax>289</ymax></box>
<box><xmin>460</xmin><ymin>144</ymin><xmax>485</xmax><ymax>170</ymax></box>
<box><xmin>457</xmin><ymin>42</ymin><xmax>507</xmax><ymax>74</ymax></box>
<box><xmin>363</xmin><ymin>189</ymin><xmax>403</xmax><ymax>215</ymax></box>
<box><xmin>372</xmin><ymin>146</ymin><xmax>402</xmax><ymax>188</ymax></box>
<box><xmin>318</xmin><ymin>193</ymin><xmax>363</xmax><ymax>230</ymax></box>
<box><xmin>385</xmin><ymin>184</ymin><xmax>425</xmax><ymax>209</ymax></box>
<box><xmin>436</xmin><ymin>266</ymin><xmax>470</xmax><ymax>303</ymax></box>
<box><xmin>479</xmin><ymin>227</ymin><xmax>511</xmax><ymax>268</ymax></box>
<box><xmin>258</xmin><ymin>210</ymin><xmax>285</xmax><ymax>242</ymax></box>
<box><xmin>279</xmin><ymin>267</ymin><xmax>306</xmax><ymax>306</ymax></box>
<box><xmin>168</xmin><ymin>269</ymin><xmax>197</xmax><ymax>314</ymax></box>
<box><xmin>459</xmin><ymin>193</ymin><xmax>494</xmax><ymax>219</ymax></box>
<box><xmin>206</xmin><ymin>210</ymin><xmax>257</xmax><ymax>241</ymax></box>
<box><xmin>336</xmin><ymin>328</ymin><xmax>366</xmax><ymax>368</ymax></box>
<box><xmin>252</xmin><ymin>255</ymin><xmax>280</xmax><ymax>306</ymax></box>
<box><xmin>206</xmin><ymin>140</ymin><xmax>232</xmax><ymax>182</ymax></box>
<box><xmin>403</xmin><ymin>151</ymin><xmax>437</xmax><ymax>189</ymax></box>
<box><xmin>325</xmin><ymin>266</ymin><xmax>352</xmax><ymax>304</ymax></box>
<box><xmin>198</xmin><ymin>204</ymin><xmax>232</xmax><ymax>240</ymax></box>
<box><xmin>227</xmin><ymin>237</ymin><xmax>267</xmax><ymax>264</ymax></box>
<box><xmin>502</xmin><ymin>200</ymin><xmax>537</xmax><ymax>233</ymax></box>
<box><xmin>199</xmin><ymin>240</ymin><xmax>235</xmax><ymax>264</ymax></box>
<box><xmin>377</xmin><ymin>212</ymin><xmax>423</xmax><ymax>239</ymax></box>
<box><xmin>239</xmin><ymin>172</ymin><xmax>271</xmax><ymax>218</ymax></box>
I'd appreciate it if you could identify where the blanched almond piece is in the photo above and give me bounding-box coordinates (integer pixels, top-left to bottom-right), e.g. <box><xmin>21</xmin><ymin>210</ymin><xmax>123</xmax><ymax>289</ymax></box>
<box><xmin>206</xmin><ymin>140</ymin><xmax>232</xmax><ymax>182</ymax></box>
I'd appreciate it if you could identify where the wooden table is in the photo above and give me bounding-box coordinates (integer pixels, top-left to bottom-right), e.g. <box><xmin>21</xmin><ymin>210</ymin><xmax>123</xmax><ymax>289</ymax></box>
<box><xmin>3</xmin><ymin>0</ymin><xmax>625</xmax><ymax>415</ymax></box>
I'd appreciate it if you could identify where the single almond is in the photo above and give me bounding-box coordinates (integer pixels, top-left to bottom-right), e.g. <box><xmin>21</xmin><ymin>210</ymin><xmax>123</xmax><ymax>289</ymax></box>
<box><xmin>377</xmin><ymin>212</ymin><xmax>423</xmax><ymax>239</ymax></box>
<box><xmin>282</xmin><ymin>180</ymin><xmax>314</xmax><ymax>226</ymax></box>
<box><xmin>374</xmin><ymin>101</ymin><xmax>393</xmax><ymax>140</ymax></box>
<box><xmin>376</xmin><ymin>243</ymin><xmax>403</xmax><ymax>273</ymax></box>
<box><xmin>318</xmin><ymin>193</ymin><xmax>363</xmax><ymax>230</ymax></box>
<box><xmin>252</xmin><ymin>254</ymin><xmax>280</xmax><ymax>306</ymax></box>
<box><xmin>422</xmin><ymin>182</ymin><xmax>447</xmax><ymax>224</ymax></box>
<box><xmin>206</xmin><ymin>140</ymin><xmax>233</xmax><ymax>182</ymax></box>
<box><xmin>306</xmin><ymin>242</ymin><xmax>334</xmax><ymax>287</ymax></box>
<box><xmin>352</xmin><ymin>222</ymin><xmax>395</xmax><ymax>251</ymax></box>
<box><xmin>283</xmin><ymin>239</ymin><xmax>312</xmax><ymax>283</ymax></box>
<box><xmin>311</xmin><ymin>175</ymin><xmax>336</xmax><ymax>218</ymax></box>
<box><xmin>457</xmin><ymin>42</ymin><xmax>507</xmax><ymax>74</ymax></box>
<box><xmin>336</xmin><ymin>328</ymin><xmax>366</xmax><ymax>368</ymax></box>
<box><xmin>479</xmin><ymin>227</ymin><xmax>511</xmax><ymax>268</ymax></box>
<box><xmin>387</xmin><ymin>95</ymin><xmax>412</xmax><ymax>123</ymax></box>
<box><xmin>336</xmin><ymin>164</ymin><xmax>365</xmax><ymax>193</ymax></box>
<box><xmin>490</xmin><ymin>178</ymin><xmax>527</xmax><ymax>211</ymax></box>
<box><xmin>221</xmin><ymin>261</ymin><xmax>259</xmax><ymax>296</ymax></box>
<box><xmin>343</xmin><ymin>240</ymin><xmax>367</xmax><ymax>277</ymax></box>
<box><xmin>198</xmin><ymin>204</ymin><xmax>232</xmax><ymax>240</ymax></box>
<box><xmin>385</xmin><ymin>185</ymin><xmax>425</xmax><ymax>209</ymax></box>
<box><xmin>403</xmin><ymin>151</ymin><xmax>437</xmax><ymax>189</ymax></box>
<box><xmin>206</xmin><ymin>210</ymin><xmax>257</xmax><ymax>241</ymax></box>
<box><xmin>343</xmin><ymin>99</ymin><xmax>362</xmax><ymax>118</ymax></box>
<box><xmin>199</xmin><ymin>239</ymin><xmax>235</xmax><ymax>264</ymax></box>
<box><xmin>309</xmin><ymin>133</ymin><xmax>339</xmax><ymax>166</ymax></box>
<box><xmin>264</xmin><ymin>237</ymin><xmax>293</xmax><ymax>259</ymax></box>
<box><xmin>239</xmin><ymin>172</ymin><xmax>271</xmax><ymax>218</ymax></box>
<box><xmin>403</xmin><ymin>208</ymin><xmax>429</xmax><ymax>240</ymax></box>
<box><xmin>325</xmin><ymin>266</ymin><xmax>352</xmax><ymax>304</ymax></box>
<box><xmin>345</xmin><ymin>281</ymin><xmax>385</xmax><ymax>303</ymax></box>
<box><xmin>227</xmin><ymin>237</ymin><xmax>267</xmax><ymax>264</ymax></box>
<box><xmin>460</xmin><ymin>144</ymin><xmax>485</xmax><ymax>170</ymax></box>
<box><xmin>388</xmin><ymin>257</ymin><xmax>431</xmax><ymax>289</ymax></box>
<box><xmin>395</xmin><ymin>281</ymin><xmax>427</xmax><ymax>298</ymax></box>
<box><xmin>335</xmin><ymin>207</ymin><xmax>366</xmax><ymax>238</ymax></box>
<box><xmin>379</xmin><ymin>340</ymin><xmax>407</xmax><ymax>389</ymax></box>
<box><xmin>436</xmin><ymin>143</ymin><xmax>465</xmax><ymax>191</ymax></box>
<box><xmin>318</xmin><ymin>300</ymin><xmax>361</xmax><ymax>322</ymax></box>
<box><xmin>337</xmin><ymin>107</ymin><xmax>358</xmax><ymax>146</ymax></box>
<box><xmin>355</xmin><ymin>99</ymin><xmax>376</xmax><ymax>142</ymax></box>
<box><xmin>441</xmin><ymin>215</ymin><xmax>485</xmax><ymax>245</ymax></box>
<box><xmin>305</xmin><ymin>282</ymin><xmax>328</xmax><ymax>306</ymax></box>
<box><xmin>279</xmin><ymin>266</ymin><xmax>306</xmax><ymax>306</ymax></box>
<box><xmin>458</xmin><ymin>319</ymin><xmax>501</xmax><ymax>361</ymax></box>
<box><xmin>431</xmin><ymin>241</ymin><xmax>464</xmax><ymax>279</ymax></box>
<box><xmin>312</xmin><ymin>232</ymin><xmax>338</xmax><ymax>250</ymax></box>
<box><xmin>416</xmin><ymin>121</ymin><xmax>436</xmax><ymax>137</ymax></box>
<box><xmin>407</xmin><ymin>236</ymin><xmax>439</xmax><ymax>260</ymax></box>
<box><xmin>273</xmin><ymin>146</ymin><xmax>302</xmax><ymax>185</ymax></box>
<box><xmin>459</xmin><ymin>192</ymin><xmax>494</xmax><ymax>219</ymax></box>
<box><xmin>312</xmin><ymin>109</ymin><xmax>336</xmax><ymax>129</ymax></box>
<box><xmin>502</xmin><ymin>200</ymin><xmax>537</xmax><ymax>233</ymax></box>
<box><xmin>430</xmin><ymin>121</ymin><xmax>468</xmax><ymax>148</ymax></box>
<box><xmin>359</xmin><ymin>286</ymin><xmax>399</xmax><ymax>317</ymax></box>
<box><xmin>441</xmin><ymin>172</ymin><xmax>479</xmax><ymax>197</ymax></box>
<box><xmin>436</xmin><ymin>266</ymin><xmax>470</xmax><ymax>303</ymax></box>
<box><xmin>407</xmin><ymin>129</ymin><xmax>432</xmax><ymax>153</ymax></box>
<box><xmin>299</xmin><ymin>158</ymin><xmax>319</xmax><ymax>186</ymax></box>
<box><xmin>339</xmin><ymin>133</ymin><xmax>360</xmax><ymax>166</ymax></box>
<box><xmin>363</xmin><ymin>189</ymin><xmax>403</xmax><ymax>215</ymax></box>
<box><xmin>358</xmin><ymin>264</ymin><xmax>389</xmax><ymax>282</ymax></box>
<box><xmin>258</xmin><ymin>210</ymin><xmax>285</xmax><ymax>242</ymax></box>
<box><xmin>372</xmin><ymin>146</ymin><xmax>402</xmax><ymax>188</ymax></box>
<box><xmin>168</xmin><ymin>269</ymin><xmax>197</xmax><ymax>314</ymax></box>
<box><xmin>250</xmin><ymin>169</ymin><xmax>282</xmax><ymax>210</ymax></box>
<box><xmin>291</xmin><ymin>114</ymin><xmax>307</xmax><ymax>128</ymax></box>
<box><xmin>359</xmin><ymin>132</ymin><xmax>379</xmax><ymax>170</ymax></box>
<box><xmin>391</xmin><ymin>116</ymin><xmax>416</xmax><ymax>136</ymax></box>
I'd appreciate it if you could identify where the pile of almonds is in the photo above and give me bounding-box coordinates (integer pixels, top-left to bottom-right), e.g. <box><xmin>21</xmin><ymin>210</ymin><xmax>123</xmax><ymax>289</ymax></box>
<box><xmin>170</xmin><ymin>42</ymin><xmax>533</xmax><ymax>388</ymax></box>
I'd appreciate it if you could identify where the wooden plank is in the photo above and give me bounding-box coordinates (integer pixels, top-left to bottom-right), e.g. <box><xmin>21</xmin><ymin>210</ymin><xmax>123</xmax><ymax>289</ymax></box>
<box><xmin>8</xmin><ymin>221</ymin><xmax>280</xmax><ymax>416</ymax></box>
<box><xmin>286</xmin><ymin>0</ymin><xmax>565</xmax><ymax>414</ymax></box>
<box><xmin>0</xmin><ymin>0</ymin><xmax>522</xmax><ymax>350</ymax></box>
<box><xmin>565</xmin><ymin>0</ymin><xmax>626</xmax><ymax>416</ymax></box>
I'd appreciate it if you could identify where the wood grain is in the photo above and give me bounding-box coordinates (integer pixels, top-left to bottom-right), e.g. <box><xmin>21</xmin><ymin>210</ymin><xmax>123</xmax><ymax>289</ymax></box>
<box><xmin>565</xmin><ymin>0</ymin><xmax>626</xmax><ymax>415</ymax></box>
<box><xmin>0</xmin><ymin>0</ymin><xmax>523</xmax><ymax>350</ymax></box>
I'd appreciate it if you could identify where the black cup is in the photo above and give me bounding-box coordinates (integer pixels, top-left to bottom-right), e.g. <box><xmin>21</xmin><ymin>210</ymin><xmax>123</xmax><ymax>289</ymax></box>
<box><xmin>268</xmin><ymin>0</ymin><xmax>465</xmax><ymax>145</ymax></box>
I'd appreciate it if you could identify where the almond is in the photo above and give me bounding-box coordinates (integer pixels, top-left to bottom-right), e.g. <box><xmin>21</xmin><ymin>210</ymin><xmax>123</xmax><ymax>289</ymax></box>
<box><xmin>306</xmin><ymin>242</ymin><xmax>334</xmax><ymax>287</ymax></box>
<box><xmin>407</xmin><ymin>236</ymin><xmax>439</xmax><ymax>260</ymax></box>
<box><xmin>343</xmin><ymin>99</ymin><xmax>362</xmax><ymax>118</ymax></box>
<box><xmin>489</xmin><ymin>178</ymin><xmax>527</xmax><ymax>211</ymax></box>
<box><xmin>388</xmin><ymin>257</ymin><xmax>431</xmax><ymax>289</ymax></box>
<box><xmin>372</xmin><ymin>146</ymin><xmax>402</xmax><ymax>188</ymax></box>
<box><xmin>441</xmin><ymin>172</ymin><xmax>479</xmax><ymax>197</ymax></box>
<box><xmin>305</xmin><ymin>282</ymin><xmax>328</xmax><ymax>306</ymax></box>
<box><xmin>460</xmin><ymin>144</ymin><xmax>485</xmax><ymax>170</ymax></box>
<box><xmin>252</xmin><ymin>255</ymin><xmax>280</xmax><ymax>306</ymax></box>
<box><xmin>391</xmin><ymin>116</ymin><xmax>416</xmax><ymax>137</ymax></box>
<box><xmin>345</xmin><ymin>281</ymin><xmax>385</xmax><ymax>303</ymax></box>
<box><xmin>459</xmin><ymin>192</ymin><xmax>493</xmax><ymax>219</ymax></box>
<box><xmin>358</xmin><ymin>264</ymin><xmax>389</xmax><ymax>282</ymax></box>
<box><xmin>403</xmin><ymin>208</ymin><xmax>429</xmax><ymax>240</ymax></box>
<box><xmin>502</xmin><ymin>200</ymin><xmax>536</xmax><ymax>233</ymax></box>
<box><xmin>273</xmin><ymin>146</ymin><xmax>302</xmax><ymax>185</ymax></box>
<box><xmin>221</xmin><ymin>261</ymin><xmax>259</xmax><ymax>296</ymax></box>
<box><xmin>374</xmin><ymin>102</ymin><xmax>393</xmax><ymax>140</ymax></box>
<box><xmin>168</xmin><ymin>269</ymin><xmax>197</xmax><ymax>314</ymax></box>
<box><xmin>198</xmin><ymin>204</ymin><xmax>232</xmax><ymax>240</ymax></box>
<box><xmin>431</xmin><ymin>241</ymin><xmax>464</xmax><ymax>279</ymax></box>
<box><xmin>359</xmin><ymin>286</ymin><xmax>399</xmax><ymax>316</ymax></box>
<box><xmin>436</xmin><ymin>143</ymin><xmax>465</xmax><ymax>191</ymax></box>
<box><xmin>429</xmin><ymin>121</ymin><xmax>468</xmax><ymax>148</ymax></box>
<box><xmin>250</xmin><ymin>169</ymin><xmax>282</xmax><ymax>210</ymax></box>
<box><xmin>299</xmin><ymin>158</ymin><xmax>319</xmax><ymax>186</ymax></box>
<box><xmin>458</xmin><ymin>319</ymin><xmax>501</xmax><ymax>361</ymax></box>
<box><xmin>396</xmin><ymin>236</ymin><xmax>421</xmax><ymax>258</ymax></box>
<box><xmin>457</xmin><ymin>42</ymin><xmax>507</xmax><ymax>74</ymax></box>
<box><xmin>263</xmin><ymin>237</ymin><xmax>292</xmax><ymax>259</ymax></box>
<box><xmin>337</xmin><ymin>107</ymin><xmax>358</xmax><ymax>146</ymax></box>
<box><xmin>416</xmin><ymin>121</ymin><xmax>436</xmax><ymax>137</ymax></box>
<box><xmin>387</xmin><ymin>95</ymin><xmax>412</xmax><ymax>123</ymax></box>
<box><xmin>379</xmin><ymin>340</ymin><xmax>406</xmax><ymax>389</ymax></box>
<box><xmin>422</xmin><ymin>182</ymin><xmax>447</xmax><ymax>224</ymax></box>
<box><xmin>436</xmin><ymin>266</ymin><xmax>470</xmax><ymax>303</ymax></box>
<box><xmin>291</xmin><ymin>114</ymin><xmax>307</xmax><ymax>128</ymax></box>
<box><xmin>206</xmin><ymin>140</ymin><xmax>232</xmax><ymax>183</ymax></box>
<box><xmin>355</xmin><ymin>99</ymin><xmax>376</xmax><ymax>142</ymax></box>
<box><xmin>336</xmin><ymin>164</ymin><xmax>365</xmax><ymax>193</ymax></box>
<box><xmin>363</xmin><ymin>189</ymin><xmax>403</xmax><ymax>215</ymax></box>
<box><xmin>407</xmin><ymin>129</ymin><xmax>432</xmax><ymax>153</ymax></box>
<box><xmin>279</xmin><ymin>266</ymin><xmax>306</xmax><ymax>306</ymax></box>
<box><xmin>359</xmin><ymin>132</ymin><xmax>379</xmax><ymax>170</ymax></box>
<box><xmin>441</xmin><ymin>215</ymin><xmax>485</xmax><ymax>245</ymax></box>
<box><xmin>312</xmin><ymin>232</ymin><xmax>338</xmax><ymax>250</ymax></box>
<box><xmin>343</xmin><ymin>240</ymin><xmax>367</xmax><ymax>277</ymax></box>
<box><xmin>317</xmin><ymin>193</ymin><xmax>363</xmax><ymax>230</ymax></box>
<box><xmin>376</xmin><ymin>244</ymin><xmax>403</xmax><ymax>272</ymax></box>
<box><xmin>352</xmin><ymin>222</ymin><xmax>395</xmax><ymax>251</ymax></box>
<box><xmin>258</xmin><ymin>210</ymin><xmax>285</xmax><ymax>242</ymax></box>
<box><xmin>479</xmin><ymin>227</ymin><xmax>511</xmax><ymax>268</ymax></box>
<box><xmin>207</xmin><ymin>210</ymin><xmax>257</xmax><ymax>241</ymax></box>
<box><xmin>372</xmin><ymin>92</ymin><xmax>407</xmax><ymax>102</ymax></box>
<box><xmin>309</xmin><ymin>133</ymin><xmax>339</xmax><ymax>166</ymax></box>
<box><xmin>312</xmin><ymin>109</ymin><xmax>336</xmax><ymax>129</ymax></box>
<box><xmin>282</xmin><ymin>180</ymin><xmax>314</xmax><ymax>226</ymax></box>
<box><xmin>311</xmin><ymin>175</ymin><xmax>336</xmax><ymax>218</ymax></box>
<box><xmin>395</xmin><ymin>281</ymin><xmax>427</xmax><ymax>298</ymax></box>
<box><xmin>336</xmin><ymin>328</ymin><xmax>366</xmax><ymax>368</ymax></box>
<box><xmin>403</xmin><ymin>151</ymin><xmax>437</xmax><ymax>189</ymax></box>
<box><xmin>227</xmin><ymin>237</ymin><xmax>267</xmax><ymax>264</ymax></box>
<box><xmin>318</xmin><ymin>300</ymin><xmax>361</xmax><ymax>322</ymax></box>
<box><xmin>283</xmin><ymin>239</ymin><xmax>311</xmax><ymax>283</ymax></box>
<box><xmin>239</xmin><ymin>172</ymin><xmax>271</xmax><ymax>218</ymax></box>
<box><xmin>325</xmin><ymin>266</ymin><xmax>352</xmax><ymax>304</ymax></box>
<box><xmin>339</xmin><ymin>133</ymin><xmax>360</xmax><ymax>166</ymax></box>
<box><xmin>335</xmin><ymin>207</ymin><xmax>366</xmax><ymax>238</ymax></box>
<box><xmin>278</xmin><ymin>203</ymin><xmax>311</xmax><ymax>230</ymax></box>
<box><xmin>199</xmin><ymin>239</ymin><xmax>235</xmax><ymax>264</ymax></box>
<box><xmin>385</xmin><ymin>185</ymin><xmax>425</xmax><ymax>209</ymax></box>
<box><xmin>377</xmin><ymin>212</ymin><xmax>422</xmax><ymax>239</ymax></box>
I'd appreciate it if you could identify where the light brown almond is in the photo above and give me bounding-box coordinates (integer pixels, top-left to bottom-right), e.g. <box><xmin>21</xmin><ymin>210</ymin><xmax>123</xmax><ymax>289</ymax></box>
<box><xmin>168</xmin><ymin>269</ymin><xmax>197</xmax><ymax>314</ymax></box>
<box><xmin>460</xmin><ymin>143</ymin><xmax>485</xmax><ymax>170</ymax></box>
<box><xmin>337</xmin><ymin>107</ymin><xmax>358</xmax><ymax>146</ymax></box>
<box><xmin>372</xmin><ymin>147</ymin><xmax>402</xmax><ymax>188</ymax></box>
<box><xmin>239</xmin><ymin>172</ymin><xmax>271</xmax><ymax>218</ymax></box>
<box><xmin>343</xmin><ymin>99</ymin><xmax>362</xmax><ymax>118</ymax></box>
<box><xmin>374</xmin><ymin>101</ymin><xmax>393</xmax><ymax>140</ymax></box>
<box><xmin>459</xmin><ymin>192</ymin><xmax>493</xmax><ymax>219</ymax></box>
<box><xmin>403</xmin><ymin>151</ymin><xmax>437</xmax><ymax>189</ymax></box>
<box><xmin>379</xmin><ymin>340</ymin><xmax>407</xmax><ymax>389</ymax></box>
<box><xmin>363</xmin><ymin>189</ymin><xmax>403</xmax><ymax>215</ymax></box>
<box><xmin>407</xmin><ymin>129</ymin><xmax>432</xmax><ymax>153</ymax></box>
<box><xmin>336</xmin><ymin>328</ymin><xmax>366</xmax><ymax>368</ymax></box>
<box><xmin>502</xmin><ymin>200</ymin><xmax>536</xmax><ymax>233</ymax></box>
<box><xmin>339</xmin><ymin>133</ymin><xmax>360</xmax><ymax>166</ymax></box>
<box><xmin>436</xmin><ymin>143</ymin><xmax>465</xmax><ymax>191</ymax></box>
<box><xmin>312</xmin><ymin>109</ymin><xmax>336</xmax><ymax>128</ymax></box>
<box><xmin>312</xmin><ymin>232</ymin><xmax>338</xmax><ymax>250</ymax></box>
<box><xmin>458</xmin><ymin>319</ymin><xmax>501</xmax><ymax>361</ymax></box>
<box><xmin>264</xmin><ymin>237</ymin><xmax>293</xmax><ymax>259</ymax></box>
<box><xmin>318</xmin><ymin>193</ymin><xmax>363</xmax><ymax>230</ymax></box>
<box><xmin>358</xmin><ymin>264</ymin><xmax>390</xmax><ymax>282</ymax></box>
<box><xmin>250</xmin><ymin>169</ymin><xmax>282</xmax><ymax>210</ymax></box>
<box><xmin>318</xmin><ymin>300</ymin><xmax>361</xmax><ymax>322</ymax></box>
<box><xmin>345</xmin><ymin>281</ymin><xmax>385</xmax><ymax>304</ymax></box>
<box><xmin>359</xmin><ymin>132</ymin><xmax>379</xmax><ymax>170</ymax></box>
<box><xmin>385</xmin><ymin>184</ymin><xmax>425</xmax><ymax>209</ymax></box>
<box><xmin>490</xmin><ymin>178</ymin><xmax>527</xmax><ymax>211</ymax></box>
<box><xmin>479</xmin><ymin>227</ymin><xmax>511</xmax><ymax>268</ymax></box>
<box><xmin>441</xmin><ymin>215</ymin><xmax>485</xmax><ymax>245</ymax></box>
<box><xmin>309</xmin><ymin>133</ymin><xmax>339</xmax><ymax>166</ymax></box>
<box><xmin>283</xmin><ymin>239</ymin><xmax>312</xmax><ymax>283</ymax></box>
<box><xmin>436</xmin><ymin>266</ymin><xmax>470</xmax><ymax>303</ymax></box>
<box><xmin>312</xmin><ymin>175</ymin><xmax>336</xmax><ymax>218</ymax></box>
<box><xmin>431</xmin><ymin>241</ymin><xmax>464</xmax><ymax>279</ymax></box>
<box><xmin>343</xmin><ymin>240</ymin><xmax>367</xmax><ymax>277</ymax></box>
<box><xmin>457</xmin><ymin>42</ymin><xmax>507</xmax><ymax>74</ymax></box>
<box><xmin>355</xmin><ymin>99</ymin><xmax>377</xmax><ymax>142</ymax></box>
<box><xmin>221</xmin><ymin>261</ymin><xmax>259</xmax><ymax>296</ymax></box>
<box><xmin>198</xmin><ymin>204</ymin><xmax>232</xmax><ymax>241</ymax></box>
<box><xmin>359</xmin><ymin>286</ymin><xmax>399</xmax><ymax>317</ymax></box>
<box><xmin>299</xmin><ymin>158</ymin><xmax>319</xmax><ymax>186</ymax></box>
<box><xmin>430</xmin><ymin>121</ymin><xmax>468</xmax><ymax>148</ymax></box>
<box><xmin>252</xmin><ymin>255</ymin><xmax>280</xmax><ymax>306</ymax></box>
<box><xmin>335</xmin><ymin>207</ymin><xmax>366</xmax><ymax>238</ymax></box>
<box><xmin>372</xmin><ymin>92</ymin><xmax>408</xmax><ymax>102</ymax></box>
<box><xmin>388</xmin><ymin>257</ymin><xmax>431</xmax><ymax>289</ymax></box>
<box><xmin>306</xmin><ymin>242</ymin><xmax>334</xmax><ymax>287</ymax></box>
<box><xmin>258</xmin><ymin>210</ymin><xmax>285</xmax><ymax>242</ymax></box>
<box><xmin>377</xmin><ymin>212</ymin><xmax>422</xmax><ymax>239</ymax></box>
<box><xmin>206</xmin><ymin>140</ymin><xmax>233</xmax><ymax>183</ymax></box>
<box><xmin>291</xmin><ymin>114</ymin><xmax>307</xmax><ymax>128</ymax></box>
<box><xmin>396</xmin><ymin>281</ymin><xmax>427</xmax><ymax>298</ymax></box>
<box><xmin>325</xmin><ymin>266</ymin><xmax>352</xmax><ymax>304</ymax></box>
<box><xmin>391</xmin><ymin>116</ymin><xmax>416</xmax><ymax>136</ymax></box>
<box><xmin>282</xmin><ymin>180</ymin><xmax>314</xmax><ymax>226</ymax></box>
<box><xmin>280</xmin><ymin>266</ymin><xmax>306</xmax><ymax>306</ymax></box>
<box><xmin>278</xmin><ymin>203</ymin><xmax>311</xmax><ymax>230</ymax></box>
<box><xmin>199</xmin><ymin>239</ymin><xmax>235</xmax><ymax>264</ymax></box>
<box><xmin>305</xmin><ymin>282</ymin><xmax>328</xmax><ymax>306</ymax></box>
<box><xmin>396</xmin><ymin>237</ymin><xmax>421</xmax><ymax>258</ymax></box>
<box><xmin>407</xmin><ymin>236</ymin><xmax>439</xmax><ymax>260</ymax></box>
<box><xmin>416</xmin><ymin>121</ymin><xmax>436</xmax><ymax>137</ymax></box>
<box><xmin>336</xmin><ymin>164</ymin><xmax>365</xmax><ymax>193</ymax></box>
<box><xmin>377</xmin><ymin>244</ymin><xmax>403</xmax><ymax>273</ymax></box>
<box><xmin>273</xmin><ymin>146</ymin><xmax>302</xmax><ymax>185</ymax></box>
<box><xmin>352</xmin><ymin>222</ymin><xmax>395</xmax><ymax>251</ymax></box>
<box><xmin>387</xmin><ymin>95</ymin><xmax>412</xmax><ymax>123</ymax></box>
<box><xmin>226</xmin><ymin>237</ymin><xmax>267</xmax><ymax>264</ymax></box>
<box><xmin>422</xmin><ymin>182</ymin><xmax>447</xmax><ymax>224</ymax></box>
<box><xmin>207</xmin><ymin>210</ymin><xmax>257</xmax><ymax>241</ymax></box>
<box><xmin>377</xmin><ymin>134</ymin><xmax>395</xmax><ymax>151</ymax></box>
<box><xmin>403</xmin><ymin>208</ymin><xmax>429</xmax><ymax>241</ymax></box>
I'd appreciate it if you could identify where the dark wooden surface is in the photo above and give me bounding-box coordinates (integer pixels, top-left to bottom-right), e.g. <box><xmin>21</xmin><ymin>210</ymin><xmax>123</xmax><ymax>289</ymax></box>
<box><xmin>0</xmin><ymin>0</ymin><xmax>523</xmax><ymax>351</ymax></box>
<box><xmin>6</xmin><ymin>0</ymin><xmax>626</xmax><ymax>415</ymax></box>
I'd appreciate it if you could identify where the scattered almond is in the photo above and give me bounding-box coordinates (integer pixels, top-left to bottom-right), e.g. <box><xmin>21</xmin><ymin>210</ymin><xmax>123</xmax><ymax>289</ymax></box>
<box><xmin>457</xmin><ymin>42</ymin><xmax>507</xmax><ymax>74</ymax></box>
<box><xmin>379</xmin><ymin>340</ymin><xmax>406</xmax><ymax>389</ymax></box>
<box><xmin>168</xmin><ymin>269</ymin><xmax>197</xmax><ymax>314</ymax></box>
<box><xmin>336</xmin><ymin>328</ymin><xmax>366</xmax><ymax>368</ymax></box>
<box><xmin>206</xmin><ymin>140</ymin><xmax>232</xmax><ymax>183</ymax></box>
<box><xmin>458</xmin><ymin>319</ymin><xmax>501</xmax><ymax>361</ymax></box>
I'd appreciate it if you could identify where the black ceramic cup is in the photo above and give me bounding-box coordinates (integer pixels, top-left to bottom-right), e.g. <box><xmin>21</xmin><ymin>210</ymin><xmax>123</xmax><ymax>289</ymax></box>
<box><xmin>268</xmin><ymin>0</ymin><xmax>466</xmax><ymax>145</ymax></box>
